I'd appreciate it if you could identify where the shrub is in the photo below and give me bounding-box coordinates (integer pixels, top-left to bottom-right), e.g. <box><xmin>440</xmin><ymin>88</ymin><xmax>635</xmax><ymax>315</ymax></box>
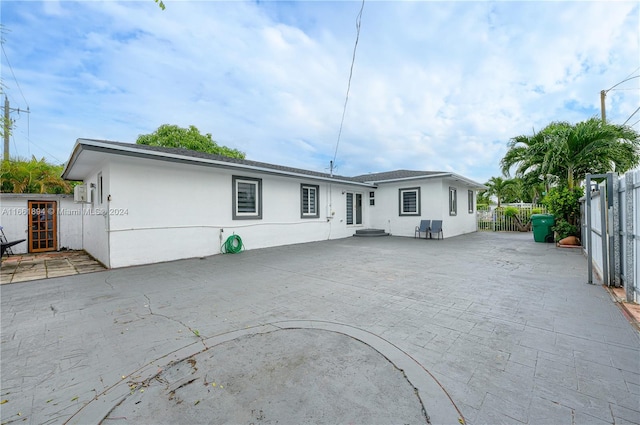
<box><xmin>503</xmin><ymin>206</ymin><xmax>519</xmax><ymax>217</ymax></box>
<box><xmin>543</xmin><ymin>187</ymin><xmax>582</xmax><ymax>226</ymax></box>
<box><xmin>552</xmin><ymin>218</ymin><xmax>580</xmax><ymax>240</ymax></box>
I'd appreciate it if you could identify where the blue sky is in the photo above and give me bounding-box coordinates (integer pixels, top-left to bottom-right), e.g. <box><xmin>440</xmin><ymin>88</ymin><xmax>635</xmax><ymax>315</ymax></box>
<box><xmin>1</xmin><ymin>1</ymin><xmax>638</xmax><ymax>183</ymax></box>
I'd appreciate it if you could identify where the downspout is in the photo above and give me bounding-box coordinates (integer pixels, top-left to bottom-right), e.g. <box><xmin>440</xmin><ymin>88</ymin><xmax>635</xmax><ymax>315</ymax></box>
<box><xmin>104</xmin><ymin>198</ymin><xmax>111</xmax><ymax>268</ymax></box>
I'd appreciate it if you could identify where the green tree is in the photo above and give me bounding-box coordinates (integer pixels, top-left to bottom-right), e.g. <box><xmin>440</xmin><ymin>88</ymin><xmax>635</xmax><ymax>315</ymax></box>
<box><xmin>1</xmin><ymin>156</ymin><xmax>74</xmax><ymax>194</ymax></box>
<box><xmin>483</xmin><ymin>176</ymin><xmax>517</xmax><ymax>207</ymax></box>
<box><xmin>476</xmin><ymin>190</ymin><xmax>491</xmax><ymax>207</ymax></box>
<box><xmin>516</xmin><ymin>174</ymin><xmax>546</xmax><ymax>205</ymax></box>
<box><xmin>136</xmin><ymin>124</ymin><xmax>245</xmax><ymax>159</ymax></box>
<box><xmin>501</xmin><ymin>118</ymin><xmax>640</xmax><ymax>189</ymax></box>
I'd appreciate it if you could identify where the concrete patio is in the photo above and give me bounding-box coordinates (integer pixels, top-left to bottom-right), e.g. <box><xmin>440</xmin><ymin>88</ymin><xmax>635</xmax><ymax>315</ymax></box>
<box><xmin>0</xmin><ymin>251</ymin><xmax>106</xmax><ymax>284</ymax></box>
<box><xmin>1</xmin><ymin>232</ymin><xmax>638</xmax><ymax>424</ymax></box>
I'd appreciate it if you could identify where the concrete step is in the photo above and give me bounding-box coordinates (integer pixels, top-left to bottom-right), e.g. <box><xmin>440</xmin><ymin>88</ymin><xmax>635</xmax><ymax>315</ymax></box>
<box><xmin>353</xmin><ymin>228</ymin><xmax>390</xmax><ymax>237</ymax></box>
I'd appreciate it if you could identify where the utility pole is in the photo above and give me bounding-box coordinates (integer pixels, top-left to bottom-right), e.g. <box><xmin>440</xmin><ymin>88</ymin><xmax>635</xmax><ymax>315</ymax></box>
<box><xmin>600</xmin><ymin>74</ymin><xmax>640</xmax><ymax>124</ymax></box>
<box><xmin>2</xmin><ymin>96</ymin><xmax>30</xmax><ymax>161</ymax></box>
<box><xmin>3</xmin><ymin>96</ymin><xmax>9</xmax><ymax>160</ymax></box>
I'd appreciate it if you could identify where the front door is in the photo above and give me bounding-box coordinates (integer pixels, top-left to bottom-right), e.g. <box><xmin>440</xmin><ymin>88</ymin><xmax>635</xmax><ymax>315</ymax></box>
<box><xmin>28</xmin><ymin>201</ymin><xmax>57</xmax><ymax>253</ymax></box>
<box><xmin>346</xmin><ymin>193</ymin><xmax>362</xmax><ymax>225</ymax></box>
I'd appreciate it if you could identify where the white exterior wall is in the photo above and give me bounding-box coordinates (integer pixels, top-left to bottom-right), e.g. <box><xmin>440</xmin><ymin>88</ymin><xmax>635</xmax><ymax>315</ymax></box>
<box><xmin>0</xmin><ymin>194</ymin><xmax>83</xmax><ymax>254</ymax></box>
<box><xmin>57</xmin><ymin>197</ymin><xmax>84</xmax><ymax>251</ymax></box>
<box><xmin>102</xmin><ymin>157</ymin><xmax>368</xmax><ymax>268</ymax></box>
<box><xmin>370</xmin><ymin>178</ymin><xmax>478</xmax><ymax>238</ymax></box>
<box><xmin>370</xmin><ymin>180</ymin><xmax>443</xmax><ymax>236</ymax></box>
<box><xmin>79</xmin><ymin>164</ymin><xmax>111</xmax><ymax>267</ymax></box>
<box><xmin>440</xmin><ymin>179</ymin><xmax>478</xmax><ymax>237</ymax></box>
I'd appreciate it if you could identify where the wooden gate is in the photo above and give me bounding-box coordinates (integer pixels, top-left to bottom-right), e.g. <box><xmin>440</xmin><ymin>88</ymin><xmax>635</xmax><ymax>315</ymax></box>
<box><xmin>28</xmin><ymin>200</ymin><xmax>57</xmax><ymax>253</ymax></box>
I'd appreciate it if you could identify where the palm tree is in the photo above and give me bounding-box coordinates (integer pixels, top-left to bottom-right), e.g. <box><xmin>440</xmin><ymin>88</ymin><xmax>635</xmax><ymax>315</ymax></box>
<box><xmin>1</xmin><ymin>157</ymin><xmax>72</xmax><ymax>194</ymax></box>
<box><xmin>483</xmin><ymin>176</ymin><xmax>517</xmax><ymax>207</ymax></box>
<box><xmin>501</xmin><ymin>118</ymin><xmax>640</xmax><ymax>189</ymax></box>
<box><xmin>517</xmin><ymin>173</ymin><xmax>546</xmax><ymax>205</ymax></box>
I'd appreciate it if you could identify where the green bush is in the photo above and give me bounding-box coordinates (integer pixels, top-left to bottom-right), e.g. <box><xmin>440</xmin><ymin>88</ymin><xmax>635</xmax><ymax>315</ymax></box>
<box><xmin>543</xmin><ymin>187</ymin><xmax>582</xmax><ymax>226</ymax></box>
<box><xmin>503</xmin><ymin>206</ymin><xmax>519</xmax><ymax>217</ymax></box>
<box><xmin>552</xmin><ymin>218</ymin><xmax>580</xmax><ymax>240</ymax></box>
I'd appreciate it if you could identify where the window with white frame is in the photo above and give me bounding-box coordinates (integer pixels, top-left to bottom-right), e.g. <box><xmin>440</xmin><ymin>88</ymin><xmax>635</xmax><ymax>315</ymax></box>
<box><xmin>232</xmin><ymin>176</ymin><xmax>262</xmax><ymax>220</ymax></box>
<box><xmin>449</xmin><ymin>187</ymin><xmax>457</xmax><ymax>216</ymax></box>
<box><xmin>468</xmin><ymin>190</ymin><xmax>474</xmax><ymax>213</ymax></box>
<box><xmin>301</xmin><ymin>184</ymin><xmax>319</xmax><ymax>218</ymax></box>
<box><xmin>399</xmin><ymin>187</ymin><xmax>420</xmax><ymax>216</ymax></box>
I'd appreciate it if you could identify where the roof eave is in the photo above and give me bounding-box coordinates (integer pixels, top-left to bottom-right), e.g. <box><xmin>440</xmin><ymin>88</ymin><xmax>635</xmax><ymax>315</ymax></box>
<box><xmin>61</xmin><ymin>140</ymin><xmax>84</xmax><ymax>180</ymax></box>
<box><xmin>369</xmin><ymin>172</ymin><xmax>486</xmax><ymax>189</ymax></box>
<box><xmin>64</xmin><ymin>139</ymin><xmax>375</xmax><ymax>187</ymax></box>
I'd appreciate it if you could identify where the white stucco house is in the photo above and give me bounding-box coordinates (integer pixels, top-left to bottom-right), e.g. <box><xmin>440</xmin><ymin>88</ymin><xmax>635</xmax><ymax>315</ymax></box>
<box><xmin>7</xmin><ymin>138</ymin><xmax>484</xmax><ymax>268</ymax></box>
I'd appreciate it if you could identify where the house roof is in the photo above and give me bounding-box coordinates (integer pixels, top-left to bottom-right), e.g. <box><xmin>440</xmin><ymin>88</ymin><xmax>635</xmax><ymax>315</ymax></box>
<box><xmin>353</xmin><ymin>170</ymin><xmax>487</xmax><ymax>189</ymax></box>
<box><xmin>352</xmin><ymin>170</ymin><xmax>447</xmax><ymax>182</ymax></box>
<box><xmin>62</xmin><ymin>139</ymin><xmax>370</xmax><ymax>186</ymax></box>
<box><xmin>62</xmin><ymin>139</ymin><xmax>486</xmax><ymax>189</ymax></box>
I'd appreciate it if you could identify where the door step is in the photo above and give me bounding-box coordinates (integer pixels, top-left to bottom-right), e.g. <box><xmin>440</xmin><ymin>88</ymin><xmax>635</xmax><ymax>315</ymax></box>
<box><xmin>353</xmin><ymin>228</ymin><xmax>390</xmax><ymax>237</ymax></box>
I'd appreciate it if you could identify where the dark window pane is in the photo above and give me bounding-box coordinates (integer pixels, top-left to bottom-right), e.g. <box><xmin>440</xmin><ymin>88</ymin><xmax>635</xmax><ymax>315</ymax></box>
<box><xmin>237</xmin><ymin>182</ymin><xmax>256</xmax><ymax>213</ymax></box>
<box><xmin>302</xmin><ymin>187</ymin><xmax>316</xmax><ymax>215</ymax></box>
<box><xmin>403</xmin><ymin>191</ymin><xmax>417</xmax><ymax>213</ymax></box>
<box><xmin>303</xmin><ymin>188</ymin><xmax>309</xmax><ymax>213</ymax></box>
<box><xmin>309</xmin><ymin>189</ymin><xmax>316</xmax><ymax>214</ymax></box>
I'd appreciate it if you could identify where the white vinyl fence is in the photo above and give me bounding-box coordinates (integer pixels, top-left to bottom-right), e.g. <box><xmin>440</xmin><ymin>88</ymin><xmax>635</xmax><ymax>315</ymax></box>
<box><xmin>477</xmin><ymin>204</ymin><xmax>547</xmax><ymax>232</ymax></box>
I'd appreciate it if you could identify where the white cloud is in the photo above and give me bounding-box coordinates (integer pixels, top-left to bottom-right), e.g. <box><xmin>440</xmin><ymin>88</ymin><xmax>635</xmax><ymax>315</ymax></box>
<box><xmin>1</xmin><ymin>1</ymin><xmax>638</xmax><ymax>184</ymax></box>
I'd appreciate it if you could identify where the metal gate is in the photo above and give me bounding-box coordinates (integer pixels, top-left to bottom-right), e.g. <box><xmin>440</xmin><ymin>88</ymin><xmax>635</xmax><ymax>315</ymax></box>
<box><xmin>583</xmin><ymin>171</ymin><xmax>638</xmax><ymax>302</ymax></box>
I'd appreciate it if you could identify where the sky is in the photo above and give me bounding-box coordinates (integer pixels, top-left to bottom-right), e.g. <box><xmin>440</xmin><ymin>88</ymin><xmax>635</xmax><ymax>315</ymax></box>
<box><xmin>1</xmin><ymin>0</ymin><xmax>639</xmax><ymax>184</ymax></box>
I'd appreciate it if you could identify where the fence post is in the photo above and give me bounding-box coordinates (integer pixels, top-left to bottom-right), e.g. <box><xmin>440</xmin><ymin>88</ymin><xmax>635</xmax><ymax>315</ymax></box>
<box><xmin>612</xmin><ymin>174</ymin><xmax>620</xmax><ymax>287</ymax></box>
<box><xmin>625</xmin><ymin>172</ymin><xmax>635</xmax><ymax>302</ymax></box>
<box><xmin>586</xmin><ymin>174</ymin><xmax>594</xmax><ymax>285</ymax></box>
<box><xmin>600</xmin><ymin>181</ymin><xmax>609</xmax><ymax>286</ymax></box>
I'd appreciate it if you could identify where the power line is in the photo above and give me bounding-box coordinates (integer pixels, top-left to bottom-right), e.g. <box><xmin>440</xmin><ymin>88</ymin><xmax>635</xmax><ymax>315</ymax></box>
<box><xmin>1</xmin><ymin>43</ymin><xmax>29</xmax><ymax>109</ymax></box>
<box><xmin>623</xmin><ymin>107</ymin><xmax>640</xmax><ymax>126</ymax></box>
<box><xmin>600</xmin><ymin>73</ymin><xmax>640</xmax><ymax>122</ymax></box>
<box><xmin>331</xmin><ymin>0</ymin><xmax>365</xmax><ymax>176</ymax></box>
<box><xmin>621</xmin><ymin>66</ymin><xmax>640</xmax><ymax>82</ymax></box>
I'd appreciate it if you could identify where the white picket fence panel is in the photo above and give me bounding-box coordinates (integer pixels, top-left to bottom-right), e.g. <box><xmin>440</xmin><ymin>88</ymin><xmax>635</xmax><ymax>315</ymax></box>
<box><xmin>477</xmin><ymin>204</ymin><xmax>547</xmax><ymax>232</ymax></box>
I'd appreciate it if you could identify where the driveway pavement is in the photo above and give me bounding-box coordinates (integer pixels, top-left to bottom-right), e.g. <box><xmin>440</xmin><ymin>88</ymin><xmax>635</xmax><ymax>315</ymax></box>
<box><xmin>1</xmin><ymin>232</ymin><xmax>638</xmax><ymax>425</ymax></box>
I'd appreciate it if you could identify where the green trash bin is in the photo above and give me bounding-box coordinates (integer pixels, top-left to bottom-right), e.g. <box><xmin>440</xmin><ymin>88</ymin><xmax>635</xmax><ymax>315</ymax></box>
<box><xmin>531</xmin><ymin>214</ymin><xmax>555</xmax><ymax>243</ymax></box>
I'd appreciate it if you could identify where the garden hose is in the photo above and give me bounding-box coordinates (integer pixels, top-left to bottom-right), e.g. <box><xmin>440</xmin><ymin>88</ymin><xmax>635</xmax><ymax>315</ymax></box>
<box><xmin>221</xmin><ymin>234</ymin><xmax>244</xmax><ymax>254</ymax></box>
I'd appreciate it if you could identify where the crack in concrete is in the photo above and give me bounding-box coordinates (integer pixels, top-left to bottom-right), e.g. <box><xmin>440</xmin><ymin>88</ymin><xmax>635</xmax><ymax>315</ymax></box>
<box><xmin>143</xmin><ymin>294</ymin><xmax>207</xmax><ymax>349</ymax></box>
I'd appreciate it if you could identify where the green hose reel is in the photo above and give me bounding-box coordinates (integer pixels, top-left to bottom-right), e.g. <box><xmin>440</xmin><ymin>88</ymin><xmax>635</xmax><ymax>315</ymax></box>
<box><xmin>221</xmin><ymin>234</ymin><xmax>244</xmax><ymax>254</ymax></box>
